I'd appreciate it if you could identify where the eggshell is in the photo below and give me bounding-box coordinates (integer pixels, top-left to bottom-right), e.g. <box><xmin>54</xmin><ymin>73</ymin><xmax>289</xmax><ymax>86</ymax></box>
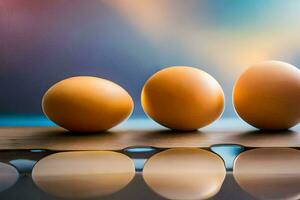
<box><xmin>233</xmin><ymin>61</ymin><xmax>300</xmax><ymax>130</ymax></box>
<box><xmin>141</xmin><ymin>66</ymin><xmax>224</xmax><ymax>130</ymax></box>
<box><xmin>143</xmin><ymin>148</ymin><xmax>226</xmax><ymax>200</ymax></box>
<box><xmin>42</xmin><ymin>76</ymin><xmax>133</xmax><ymax>132</ymax></box>
<box><xmin>32</xmin><ymin>151</ymin><xmax>135</xmax><ymax>199</ymax></box>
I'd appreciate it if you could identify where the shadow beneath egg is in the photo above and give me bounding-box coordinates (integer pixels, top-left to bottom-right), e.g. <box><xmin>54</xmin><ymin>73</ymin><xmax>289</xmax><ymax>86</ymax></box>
<box><xmin>19</xmin><ymin>127</ymin><xmax>125</xmax><ymax>151</ymax></box>
<box><xmin>231</xmin><ymin>129</ymin><xmax>299</xmax><ymax>148</ymax></box>
<box><xmin>147</xmin><ymin>128</ymin><xmax>202</xmax><ymax>134</ymax></box>
<box><xmin>40</xmin><ymin>127</ymin><xmax>113</xmax><ymax>137</ymax></box>
<box><xmin>135</xmin><ymin>129</ymin><xmax>204</xmax><ymax>140</ymax></box>
<box><xmin>236</xmin><ymin>129</ymin><xmax>297</xmax><ymax>138</ymax></box>
<box><xmin>129</xmin><ymin>129</ymin><xmax>211</xmax><ymax>149</ymax></box>
<box><xmin>64</xmin><ymin>130</ymin><xmax>110</xmax><ymax>136</ymax></box>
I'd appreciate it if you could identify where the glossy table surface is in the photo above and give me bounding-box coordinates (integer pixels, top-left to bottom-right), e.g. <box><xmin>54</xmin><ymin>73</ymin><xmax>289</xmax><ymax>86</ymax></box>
<box><xmin>0</xmin><ymin>117</ymin><xmax>299</xmax><ymax>150</ymax></box>
<box><xmin>0</xmin><ymin>116</ymin><xmax>299</xmax><ymax>200</ymax></box>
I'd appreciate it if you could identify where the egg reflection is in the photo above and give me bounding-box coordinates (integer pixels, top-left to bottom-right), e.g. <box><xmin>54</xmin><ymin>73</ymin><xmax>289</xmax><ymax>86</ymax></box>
<box><xmin>143</xmin><ymin>148</ymin><xmax>226</xmax><ymax>200</ymax></box>
<box><xmin>233</xmin><ymin>148</ymin><xmax>300</xmax><ymax>200</ymax></box>
<box><xmin>0</xmin><ymin>162</ymin><xmax>19</xmax><ymax>192</ymax></box>
<box><xmin>32</xmin><ymin>151</ymin><xmax>135</xmax><ymax>199</ymax></box>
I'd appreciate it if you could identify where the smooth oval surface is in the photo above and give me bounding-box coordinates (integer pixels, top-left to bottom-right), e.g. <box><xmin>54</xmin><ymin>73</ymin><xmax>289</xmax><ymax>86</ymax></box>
<box><xmin>0</xmin><ymin>162</ymin><xmax>19</xmax><ymax>192</ymax></box>
<box><xmin>32</xmin><ymin>151</ymin><xmax>135</xmax><ymax>199</ymax></box>
<box><xmin>233</xmin><ymin>148</ymin><xmax>300</xmax><ymax>200</ymax></box>
<box><xmin>141</xmin><ymin>66</ymin><xmax>224</xmax><ymax>130</ymax></box>
<box><xmin>42</xmin><ymin>76</ymin><xmax>133</xmax><ymax>132</ymax></box>
<box><xmin>143</xmin><ymin>148</ymin><xmax>226</xmax><ymax>200</ymax></box>
<box><xmin>233</xmin><ymin>61</ymin><xmax>300</xmax><ymax>130</ymax></box>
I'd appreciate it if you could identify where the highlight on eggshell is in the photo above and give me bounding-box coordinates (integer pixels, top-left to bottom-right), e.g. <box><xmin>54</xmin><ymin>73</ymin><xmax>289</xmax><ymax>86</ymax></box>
<box><xmin>42</xmin><ymin>76</ymin><xmax>134</xmax><ymax>132</ymax></box>
<box><xmin>233</xmin><ymin>60</ymin><xmax>300</xmax><ymax>130</ymax></box>
<box><xmin>141</xmin><ymin>66</ymin><xmax>225</xmax><ymax>131</ymax></box>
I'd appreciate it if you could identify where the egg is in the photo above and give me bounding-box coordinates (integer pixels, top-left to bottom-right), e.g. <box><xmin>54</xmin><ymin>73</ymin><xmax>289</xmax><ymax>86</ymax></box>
<box><xmin>42</xmin><ymin>76</ymin><xmax>133</xmax><ymax>132</ymax></box>
<box><xmin>233</xmin><ymin>61</ymin><xmax>300</xmax><ymax>130</ymax></box>
<box><xmin>141</xmin><ymin>66</ymin><xmax>224</xmax><ymax>130</ymax></box>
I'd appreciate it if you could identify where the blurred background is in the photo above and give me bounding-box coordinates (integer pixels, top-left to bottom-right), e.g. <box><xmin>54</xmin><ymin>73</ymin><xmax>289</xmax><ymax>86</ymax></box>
<box><xmin>1</xmin><ymin>0</ymin><xmax>300</xmax><ymax>119</ymax></box>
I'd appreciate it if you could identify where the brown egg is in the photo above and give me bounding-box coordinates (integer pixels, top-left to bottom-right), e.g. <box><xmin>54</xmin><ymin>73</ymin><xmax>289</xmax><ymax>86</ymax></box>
<box><xmin>32</xmin><ymin>151</ymin><xmax>135</xmax><ymax>199</ymax></box>
<box><xmin>141</xmin><ymin>66</ymin><xmax>224</xmax><ymax>130</ymax></box>
<box><xmin>143</xmin><ymin>148</ymin><xmax>226</xmax><ymax>200</ymax></box>
<box><xmin>233</xmin><ymin>61</ymin><xmax>300</xmax><ymax>130</ymax></box>
<box><xmin>42</xmin><ymin>76</ymin><xmax>133</xmax><ymax>132</ymax></box>
<box><xmin>233</xmin><ymin>148</ymin><xmax>300</xmax><ymax>200</ymax></box>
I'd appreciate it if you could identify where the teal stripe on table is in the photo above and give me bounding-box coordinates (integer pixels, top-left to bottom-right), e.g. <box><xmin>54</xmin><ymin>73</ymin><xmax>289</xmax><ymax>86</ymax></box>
<box><xmin>0</xmin><ymin>115</ymin><xmax>55</xmax><ymax>126</ymax></box>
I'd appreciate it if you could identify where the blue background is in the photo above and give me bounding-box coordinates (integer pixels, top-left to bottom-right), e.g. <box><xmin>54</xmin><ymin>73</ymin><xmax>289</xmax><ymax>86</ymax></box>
<box><xmin>1</xmin><ymin>0</ymin><xmax>300</xmax><ymax>119</ymax></box>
